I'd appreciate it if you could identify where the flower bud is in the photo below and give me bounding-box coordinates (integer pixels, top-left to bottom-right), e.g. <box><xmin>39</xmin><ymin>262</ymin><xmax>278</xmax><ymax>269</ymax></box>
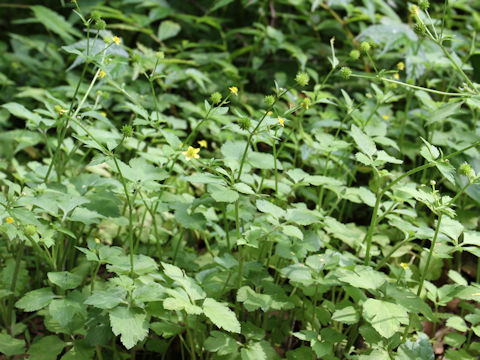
<box><xmin>24</xmin><ymin>225</ymin><xmax>36</xmax><ymax>236</ymax></box>
<box><xmin>94</xmin><ymin>19</ymin><xmax>106</xmax><ymax>30</ymax></box>
<box><xmin>419</xmin><ymin>0</ymin><xmax>429</xmax><ymax>11</ymax></box>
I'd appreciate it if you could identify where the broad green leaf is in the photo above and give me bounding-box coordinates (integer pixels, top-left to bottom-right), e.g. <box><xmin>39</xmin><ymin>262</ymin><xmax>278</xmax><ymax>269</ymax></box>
<box><xmin>332</xmin><ymin>306</ymin><xmax>359</xmax><ymax>324</ymax></box>
<box><xmin>351</xmin><ymin>125</ymin><xmax>376</xmax><ymax>157</ymax></box>
<box><xmin>109</xmin><ymin>306</ymin><xmax>149</xmax><ymax>350</ymax></box>
<box><xmin>84</xmin><ymin>287</ymin><xmax>127</xmax><ymax>309</ymax></box>
<box><xmin>150</xmin><ymin>322</ymin><xmax>183</xmax><ymax>338</ymax></box>
<box><xmin>31</xmin><ymin>6</ymin><xmax>79</xmax><ymax>42</ymax></box>
<box><xmin>49</xmin><ymin>298</ymin><xmax>80</xmax><ymax>328</ymax></box>
<box><xmin>446</xmin><ymin>316</ymin><xmax>468</xmax><ymax>332</ymax></box>
<box><xmin>362</xmin><ymin>299</ymin><xmax>408</xmax><ymax>338</ymax></box>
<box><xmin>337</xmin><ymin>266</ymin><xmax>386</xmax><ymax>290</ymax></box>
<box><xmin>241</xmin><ymin>341</ymin><xmax>266</xmax><ymax>360</ymax></box>
<box><xmin>0</xmin><ymin>333</ymin><xmax>25</xmax><ymax>356</ymax></box>
<box><xmin>16</xmin><ymin>288</ymin><xmax>55</xmax><ymax>312</ymax></box>
<box><xmin>28</xmin><ymin>336</ymin><xmax>65</xmax><ymax>360</ymax></box>
<box><xmin>419</xmin><ymin>138</ymin><xmax>440</xmax><ymax>162</ymax></box>
<box><xmin>158</xmin><ymin>20</ymin><xmax>181</xmax><ymax>41</ymax></box>
<box><xmin>280</xmin><ymin>264</ymin><xmax>312</xmax><ymax>282</ymax></box>
<box><xmin>204</xmin><ymin>331</ymin><xmax>239</xmax><ymax>355</ymax></box>
<box><xmin>48</xmin><ymin>271</ymin><xmax>82</xmax><ymax>290</ymax></box>
<box><xmin>256</xmin><ymin>199</ymin><xmax>285</xmax><ymax>218</ymax></box>
<box><xmin>397</xmin><ymin>333</ymin><xmax>434</xmax><ymax>360</ymax></box>
<box><xmin>2</xmin><ymin>102</ymin><xmax>42</xmax><ymax>125</ymax></box>
<box><xmin>209</xmin><ymin>186</ymin><xmax>239</xmax><ymax>203</ymax></box>
<box><xmin>203</xmin><ymin>298</ymin><xmax>241</xmax><ymax>333</ymax></box>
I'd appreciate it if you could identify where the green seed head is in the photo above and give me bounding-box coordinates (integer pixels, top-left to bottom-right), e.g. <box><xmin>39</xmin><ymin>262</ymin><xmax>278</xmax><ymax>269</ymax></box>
<box><xmin>238</xmin><ymin>117</ymin><xmax>251</xmax><ymax>130</ymax></box>
<box><xmin>295</xmin><ymin>72</ymin><xmax>310</xmax><ymax>87</ymax></box>
<box><xmin>264</xmin><ymin>95</ymin><xmax>275</xmax><ymax>107</ymax></box>
<box><xmin>360</xmin><ymin>41</ymin><xmax>371</xmax><ymax>52</ymax></box>
<box><xmin>339</xmin><ymin>67</ymin><xmax>352</xmax><ymax>80</ymax></box>
<box><xmin>94</xmin><ymin>19</ymin><xmax>106</xmax><ymax>30</ymax></box>
<box><xmin>121</xmin><ymin>125</ymin><xmax>133</xmax><ymax>137</ymax></box>
<box><xmin>24</xmin><ymin>224</ymin><xmax>36</xmax><ymax>236</ymax></box>
<box><xmin>418</xmin><ymin>0</ymin><xmax>429</xmax><ymax>11</ymax></box>
<box><xmin>210</xmin><ymin>92</ymin><xmax>222</xmax><ymax>105</ymax></box>
<box><xmin>349</xmin><ymin>49</ymin><xmax>360</xmax><ymax>60</ymax></box>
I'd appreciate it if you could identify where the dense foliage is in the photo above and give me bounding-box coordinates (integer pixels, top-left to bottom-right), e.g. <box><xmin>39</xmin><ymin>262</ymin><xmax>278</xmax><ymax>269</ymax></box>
<box><xmin>2</xmin><ymin>0</ymin><xmax>480</xmax><ymax>359</ymax></box>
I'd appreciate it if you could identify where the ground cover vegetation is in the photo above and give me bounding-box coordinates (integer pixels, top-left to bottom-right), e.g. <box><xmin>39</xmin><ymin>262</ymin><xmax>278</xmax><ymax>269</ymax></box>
<box><xmin>1</xmin><ymin>0</ymin><xmax>480</xmax><ymax>359</ymax></box>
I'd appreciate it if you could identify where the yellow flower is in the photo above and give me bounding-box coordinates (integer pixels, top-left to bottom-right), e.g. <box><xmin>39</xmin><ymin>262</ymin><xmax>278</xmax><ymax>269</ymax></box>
<box><xmin>5</xmin><ymin>217</ymin><xmax>13</xmax><ymax>224</ymax></box>
<box><xmin>393</xmin><ymin>73</ymin><xmax>400</xmax><ymax>80</ymax></box>
<box><xmin>112</xmin><ymin>36</ymin><xmax>121</xmax><ymax>45</ymax></box>
<box><xmin>98</xmin><ymin>70</ymin><xmax>106</xmax><ymax>78</ymax></box>
<box><xmin>182</xmin><ymin>146</ymin><xmax>200</xmax><ymax>161</ymax></box>
<box><xmin>397</xmin><ymin>62</ymin><xmax>405</xmax><ymax>71</ymax></box>
<box><xmin>278</xmin><ymin>116</ymin><xmax>285</xmax><ymax>127</ymax></box>
<box><xmin>197</xmin><ymin>140</ymin><xmax>207</xmax><ymax>148</ymax></box>
<box><xmin>101</xmin><ymin>111</ymin><xmax>107</xmax><ymax>117</ymax></box>
<box><xmin>382</xmin><ymin>115</ymin><xmax>390</xmax><ymax>120</ymax></box>
<box><xmin>229</xmin><ymin>86</ymin><xmax>238</xmax><ymax>96</ymax></box>
<box><xmin>400</xmin><ymin>263</ymin><xmax>409</xmax><ymax>270</ymax></box>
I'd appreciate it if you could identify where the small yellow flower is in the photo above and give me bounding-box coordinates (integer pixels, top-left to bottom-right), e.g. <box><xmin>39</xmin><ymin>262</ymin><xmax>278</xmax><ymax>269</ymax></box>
<box><xmin>382</xmin><ymin>115</ymin><xmax>390</xmax><ymax>120</ymax></box>
<box><xmin>94</xmin><ymin>238</ymin><xmax>101</xmax><ymax>244</ymax></box>
<box><xmin>98</xmin><ymin>70</ymin><xmax>106</xmax><ymax>78</ymax></box>
<box><xmin>182</xmin><ymin>146</ymin><xmax>200</xmax><ymax>161</ymax></box>
<box><xmin>112</xmin><ymin>36</ymin><xmax>121</xmax><ymax>45</ymax></box>
<box><xmin>101</xmin><ymin>111</ymin><xmax>107</xmax><ymax>117</ymax></box>
<box><xmin>397</xmin><ymin>62</ymin><xmax>405</xmax><ymax>71</ymax></box>
<box><xmin>197</xmin><ymin>140</ymin><xmax>207</xmax><ymax>148</ymax></box>
<box><xmin>393</xmin><ymin>73</ymin><xmax>400</xmax><ymax>80</ymax></box>
<box><xmin>5</xmin><ymin>217</ymin><xmax>14</xmax><ymax>224</ymax></box>
<box><xmin>229</xmin><ymin>86</ymin><xmax>238</xmax><ymax>96</ymax></box>
<box><xmin>278</xmin><ymin>116</ymin><xmax>285</xmax><ymax>127</ymax></box>
<box><xmin>301</xmin><ymin>100</ymin><xmax>310</xmax><ymax>109</ymax></box>
<box><xmin>400</xmin><ymin>263</ymin><xmax>409</xmax><ymax>270</ymax></box>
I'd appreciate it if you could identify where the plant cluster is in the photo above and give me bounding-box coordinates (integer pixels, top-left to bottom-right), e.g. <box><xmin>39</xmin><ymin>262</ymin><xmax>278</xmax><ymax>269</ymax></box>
<box><xmin>1</xmin><ymin>1</ymin><xmax>480</xmax><ymax>359</ymax></box>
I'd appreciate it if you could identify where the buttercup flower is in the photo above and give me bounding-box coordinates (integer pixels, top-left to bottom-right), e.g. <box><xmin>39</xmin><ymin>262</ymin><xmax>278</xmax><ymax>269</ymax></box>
<box><xmin>393</xmin><ymin>73</ymin><xmax>400</xmax><ymax>80</ymax></box>
<box><xmin>113</xmin><ymin>36</ymin><xmax>121</xmax><ymax>45</ymax></box>
<box><xmin>382</xmin><ymin>115</ymin><xmax>389</xmax><ymax>120</ymax></box>
<box><xmin>400</xmin><ymin>263</ymin><xmax>409</xmax><ymax>270</ymax></box>
<box><xmin>278</xmin><ymin>116</ymin><xmax>285</xmax><ymax>127</ymax></box>
<box><xmin>98</xmin><ymin>70</ymin><xmax>106</xmax><ymax>78</ymax></box>
<box><xmin>183</xmin><ymin>146</ymin><xmax>200</xmax><ymax>161</ymax></box>
<box><xmin>5</xmin><ymin>217</ymin><xmax>13</xmax><ymax>224</ymax></box>
<box><xmin>101</xmin><ymin>111</ymin><xmax>107</xmax><ymax>117</ymax></box>
<box><xmin>197</xmin><ymin>140</ymin><xmax>207</xmax><ymax>148</ymax></box>
<box><xmin>229</xmin><ymin>86</ymin><xmax>238</xmax><ymax>96</ymax></box>
<box><xmin>397</xmin><ymin>62</ymin><xmax>405</xmax><ymax>71</ymax></box>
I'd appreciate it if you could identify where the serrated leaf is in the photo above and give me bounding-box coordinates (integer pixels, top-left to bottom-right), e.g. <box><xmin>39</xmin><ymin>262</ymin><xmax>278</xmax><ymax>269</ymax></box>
<box><xmin>28</xmin><ymin>336</ymin><xmax>65</xmax><ymax>360</ymax></box>
<box><xmin>48</xmin><ymin>271</ymin><xmax>82</xmax><ymax>290</ymax></box>
<box><xmin>203</xmin><ymin>298</ymin><xmax>241</xmax><ymax>333</ymax></box>
<box><xmin>158</xmin><ymin>20</ymin><xmax>181</xmax><ymax>41</ymax></box>
<box><xmin>362</xmin><ymin>299</ymin><xmax>408</xmax><ymax>338</ymax></box>
<box><xmin>109</xmin><ymin>306</ymin><xmax>149</xmax><ymax>350</ymax></box>
<box><xmin>351</xmin><ymin>125</ymin><xmax>376</xmax><ymax>157</ymax></box>
<box><xmin>84</xmin><ymin>287</ymin><xmax>127</xmax><ymax>309</ymax></box>
<box><xmin>16</xmin><ymin>288</ymin><xmax>55</xmax><ymax>312</ymax></box>
<box><xmin>0</xmin><ymin>333</ymin><xmax>25</xmax><ymax>356</ymax></box>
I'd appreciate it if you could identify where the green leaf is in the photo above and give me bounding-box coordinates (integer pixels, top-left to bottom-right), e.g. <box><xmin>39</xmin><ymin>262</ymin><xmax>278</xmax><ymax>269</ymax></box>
<box><xmin>0</xmin><ymin>333</ymin><xmax>25</xmax><ymax>356</ymax></box>
<box><xmin>28</xmin><ymin>336</ymin><xmax>65</xmax><ymax>360</ymax></box>
<box><xmin>203</xmin><ymin>298</ymin><xmax>241</xmax><ymax>333</ymax></box>
<box><xmin>16</xmin><ymin>288</ymin><xmax>55</xmax><ymax>312</ymax></box>
<box><xmin>204</xmin><ymin>331</ymin><xmax>239</xmax><ymax>355</ymax></box>
<box><xmin>332</xmin><ymin>306</ymin><xmax>359</xmax><ymax>325</ymax></box>
<box><xmin>241</xmin><ymin>341</ymin><xmax>266</xmax><ymax>360</ymax></box>
<box><xmin>256</xmin><ymin>199</ymin><xmax>285</xmax><ymax>218</ymax></box>
<box><xmin>351</xmin><ymin>125</ymin><xmax>376</xmax><ymax>157</ymax></box>
<box><xmin>158</xmin><ymin>20</ymin><xmax>181</xmax><ymax>41</ymax></box>
<box><xmin>209</xmin><ymin>185</ymin><xmax>239</xmax><ymax>203</ymax></box>
<box><xmin>397</xmin><ymin>333</ymin><xmax>434</xmax><ymax>360</ymax></box>
<box><xmin>280</xmin><ymin>264</ymin><xmax>312</xmax><ymax>282</ymax></box>
<box><xmin>2</xmin><ymin>102</ymin><xmax>42</xmax><ymax>125</ymax></box>
<box><xmin>31</xmin><ymin>6</ymin><xmax>79</xmax><ymax>42</ymax></box>
<box><xmin>446</xmin><ymin>316</ymin><xmax>468</xmax><ymax>332</ymax></box>
<box><xmin>362</xmin><ymin>299</ymin><xmax>408</xmax><ymax>338</ymax></box>
<box><xmin>150</xmin><ymin>321</ymin><xmax>183</xmax><ymax>338</ymax></box>
<box><xmin>210</xmin><ymin>0</ymin><xmax>235</xmax><ymax>12</ymax></box>
<box><xmin>109</xmin><ymin>306</ymin><xmax>149</xmax><ymax>350</ymax></box>
<box><xmin>419</xmin><ymin>138</ymin><xmax>440</xmax><ymax>162</ymax></box>
<box><xmin>48</xmin><ymin>271</ymin><xmax>82</xmax><ymax>290</ymax></box>
<box><xmin>337</xmin><ymin>266</ymin><xmax>387</xmax><ymax>291</ymax></box>
<box><xmin>84</xmin><ymin>287</ymin><xmax>127</xmax><ymax>309</ymax></box>
<box><xmin>248</xmin><ymin>152</ymin><xmax>280</xmax><ymax>170</ymax></box>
